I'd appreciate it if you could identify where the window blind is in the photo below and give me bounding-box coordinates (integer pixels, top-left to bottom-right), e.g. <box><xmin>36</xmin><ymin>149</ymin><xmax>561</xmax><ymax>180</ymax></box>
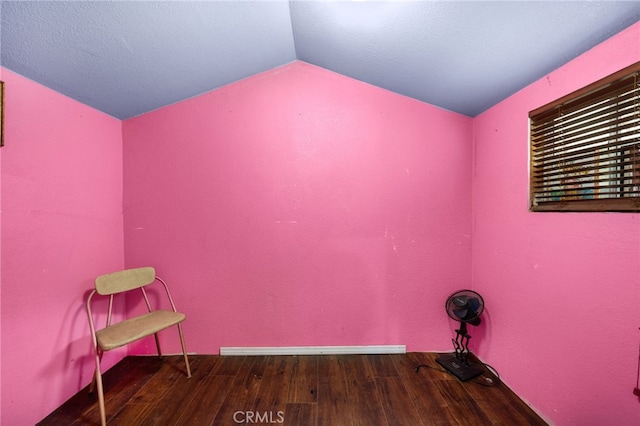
<box><xmin>529</xmin><ymin>61</ymin><xmax>640</xmax><ymax>212</ymax></box>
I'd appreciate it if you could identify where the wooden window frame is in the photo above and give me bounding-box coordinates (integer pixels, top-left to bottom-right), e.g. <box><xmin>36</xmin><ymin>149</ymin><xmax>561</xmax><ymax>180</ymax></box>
<box><xmin>529</xmin><ymin>61</ymin><xmax>640</xmax><ymax>212</ymax></box>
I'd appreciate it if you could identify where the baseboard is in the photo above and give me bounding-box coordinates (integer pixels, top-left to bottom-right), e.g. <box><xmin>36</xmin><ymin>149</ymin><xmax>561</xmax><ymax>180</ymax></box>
<box><xmin>133</xmin><ymin>352</ymin><xmax>198</xmax><ymax>356</ymax></box>
<box><xmin>219</xmin><ymin>345</ymin><xmax>406</xmax><ymax>356</ymax></box>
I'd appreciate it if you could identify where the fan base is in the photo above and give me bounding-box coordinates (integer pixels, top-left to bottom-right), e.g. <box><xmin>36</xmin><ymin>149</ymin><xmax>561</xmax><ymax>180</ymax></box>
<box><xmin>436</xmin><ymin>353</ymin><xmax>484</xmax><ymax>382</ymax></box>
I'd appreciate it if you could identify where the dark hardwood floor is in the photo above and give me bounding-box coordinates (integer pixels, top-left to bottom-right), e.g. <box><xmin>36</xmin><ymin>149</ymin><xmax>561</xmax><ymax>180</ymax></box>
<box><xmin>38</xmin><ymin>353</ymin><xmax>548</xmax><ymax>425</ymax></box>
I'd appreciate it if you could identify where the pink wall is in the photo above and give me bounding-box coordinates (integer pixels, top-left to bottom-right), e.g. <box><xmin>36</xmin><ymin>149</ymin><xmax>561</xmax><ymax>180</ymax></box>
<box><xmin>0</xmin><ymin>66</ymin><xmax>3</xmax><ymax>425</ymax></box>
<box><xmin>4</xmin><ymin>21</ymin><xmax>638</xmax><ymax>426</ymax></box>
<box><xmin>472</xmin><ymin>22</ymin><xmax>640</xmax><ymax>425</ymax></box>
<box><xmin>0</xmin><ymin>68</ymin><xmax>124</xmax><ymax>425</ymax></box>
<box><xmin>122</xmin><ymin>61</ymin><xmax>473</xmax><ymax>355</ymax></box>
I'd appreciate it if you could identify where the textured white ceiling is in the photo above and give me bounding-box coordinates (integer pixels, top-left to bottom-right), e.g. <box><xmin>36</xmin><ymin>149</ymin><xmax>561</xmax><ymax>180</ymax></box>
<box><xmin>2</xmin><ymin>1</ymin><xmax>640</xmax><ymax>119</ymax></box>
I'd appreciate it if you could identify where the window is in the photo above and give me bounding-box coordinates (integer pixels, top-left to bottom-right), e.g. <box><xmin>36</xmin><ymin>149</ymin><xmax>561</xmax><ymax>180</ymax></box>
<box><xmin>529</xmin><ymin>61</ymin><xmax>640</xmax><ymax>212</ymax></box>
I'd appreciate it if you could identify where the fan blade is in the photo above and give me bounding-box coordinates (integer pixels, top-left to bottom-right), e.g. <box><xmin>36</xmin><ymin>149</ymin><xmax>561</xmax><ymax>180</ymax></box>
<box><xmin>453</xmin><ymin>308</ymin><xmax>468</xmax><ymax>319</ymax></box>
<box><xmin>467</xmin><ymin>297</ymin><xmax>480</xmax><ymax>312</ymax></box>
<box><xmin>452</xmin><ymin>296</ymin><xmax>468</xmax><ymax>307</ymax></box>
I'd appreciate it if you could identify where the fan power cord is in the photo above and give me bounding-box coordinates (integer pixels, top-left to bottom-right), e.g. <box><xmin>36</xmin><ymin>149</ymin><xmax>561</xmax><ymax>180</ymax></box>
<box><xmin>471</xmin><ymin>362</ymin><xmax>501</xmax><ymax>387</ymax></box>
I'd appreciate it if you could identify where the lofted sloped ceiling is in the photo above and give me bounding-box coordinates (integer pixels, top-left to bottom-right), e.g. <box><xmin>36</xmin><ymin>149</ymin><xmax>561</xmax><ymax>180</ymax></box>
<box><xmin>2</xmin><ymin>1</ymin><xmax>640</xmax><ymax>120</ymax></box>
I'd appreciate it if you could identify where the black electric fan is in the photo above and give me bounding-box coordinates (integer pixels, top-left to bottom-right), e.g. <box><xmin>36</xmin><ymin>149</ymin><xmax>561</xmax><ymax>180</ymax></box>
<box><xmin>436</xmin><ymin>289</ymin><xmax>485</xmax><ymax>381</ymax></box>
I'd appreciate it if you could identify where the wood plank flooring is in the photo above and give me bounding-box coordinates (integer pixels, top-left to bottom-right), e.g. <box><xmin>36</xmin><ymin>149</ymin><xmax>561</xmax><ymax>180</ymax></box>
<box><xmin>38</xmin><ymin>353</ymin><xmax>548</xmax><ymax>425</ymax></box>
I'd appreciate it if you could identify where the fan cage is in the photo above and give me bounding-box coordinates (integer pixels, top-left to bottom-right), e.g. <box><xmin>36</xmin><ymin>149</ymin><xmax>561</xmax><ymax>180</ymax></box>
<box><xmin>445</xmin><ymin>289</ymin><xmax>484</xmax><ymax>323</ymax></box>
